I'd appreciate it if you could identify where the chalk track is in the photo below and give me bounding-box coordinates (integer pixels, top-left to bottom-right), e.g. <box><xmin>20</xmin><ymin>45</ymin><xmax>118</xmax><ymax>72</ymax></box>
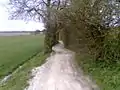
<box><xmin>25</xmin><ymin>43</ymin><xmax>99</xmax><ymax>90</ymax></box>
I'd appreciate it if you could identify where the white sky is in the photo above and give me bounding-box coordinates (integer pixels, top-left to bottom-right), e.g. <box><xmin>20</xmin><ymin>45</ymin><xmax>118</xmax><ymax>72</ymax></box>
<box><xmin>0</xmin><ymin>0</ymin><xmax>44</xmax><ymax>31</ymax></box>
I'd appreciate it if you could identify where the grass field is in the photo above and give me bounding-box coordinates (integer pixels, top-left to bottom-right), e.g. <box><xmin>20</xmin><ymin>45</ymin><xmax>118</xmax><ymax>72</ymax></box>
<box><xmin>0</xmin><ymin>35</ymin><xmax>44</xmax><ymax>79</ymax></box>
<box><xmin>0</xmin><ymin>52</ymin><xmax>47</xmax><ymax>90</ymax></box>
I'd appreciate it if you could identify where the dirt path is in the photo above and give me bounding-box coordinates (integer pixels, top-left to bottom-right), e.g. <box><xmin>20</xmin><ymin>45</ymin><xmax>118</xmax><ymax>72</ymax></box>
<box><xmin>25</xmin><ymin>42</ymin><xmax>99</xmax><ymax>90</ymax></box>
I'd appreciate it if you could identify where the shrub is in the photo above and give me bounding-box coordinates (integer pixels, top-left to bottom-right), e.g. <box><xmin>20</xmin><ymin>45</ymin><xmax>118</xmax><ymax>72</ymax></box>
<box><xmin>101</xmin><ymin>28</ymin><xmax>120</xmax><ymax>64</ymax></box>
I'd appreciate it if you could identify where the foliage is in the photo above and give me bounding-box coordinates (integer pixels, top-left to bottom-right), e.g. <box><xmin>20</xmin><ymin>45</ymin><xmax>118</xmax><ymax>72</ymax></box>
<box><xmin>54</xmin><ymin>0</ymin><xmax>107</xmax><ymax>56</ymax></box>
<box><xmin>54</xmin><ymin>0</ymin><xmax>120</xmax><ymax>65</ymax></box>
<box><xmin>102</xmin><ymin>28</ymin><xmax>120</xmax><ymax>64</ymax></box>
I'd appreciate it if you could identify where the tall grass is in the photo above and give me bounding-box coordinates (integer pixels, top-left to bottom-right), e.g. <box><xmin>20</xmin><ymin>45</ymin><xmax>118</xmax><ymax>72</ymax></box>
<box><xmin>97</xmin><ymin>28</ymin><xmax>120</xmax><ymax>65</ymax></box>
<box><xmin>103</xmin><ymin>38</ymin><xmax>120</xmax><ymax>64</ymax></box>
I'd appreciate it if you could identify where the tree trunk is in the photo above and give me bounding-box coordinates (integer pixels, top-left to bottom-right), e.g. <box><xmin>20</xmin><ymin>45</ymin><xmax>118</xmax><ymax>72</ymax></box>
<box><xmin>44</xmin><ymin>0</ymin><xmax>58</xmax><ymax>53</ymax></box>
<box><xmin>44</xmin><ymin>28</ymin><xmax>58</xmax><ymax>53</ymax></box>
<box><xmin>44</xmin><ymin>24</ymin><xmax>58</xmax><ymax>53</ymax></box>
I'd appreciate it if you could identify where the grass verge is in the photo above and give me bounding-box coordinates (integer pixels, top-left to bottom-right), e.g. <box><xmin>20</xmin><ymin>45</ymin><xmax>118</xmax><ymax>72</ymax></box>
<box><xmin>0</xmin><ymin>52</ymin><xmax>48</xmax><ymax>90</ymax></box>
<box><xmin>76</xmin><ymin>53</ymin><xmax>120</xmax><ymax>90</ymax></box>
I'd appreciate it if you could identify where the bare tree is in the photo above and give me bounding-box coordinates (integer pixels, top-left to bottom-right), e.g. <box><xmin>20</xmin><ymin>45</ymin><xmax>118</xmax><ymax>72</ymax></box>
<box><xmin>9</xmin><ymin>0</ymin><xmax>46</xmax><ymax>21</ymax></box>
<box><xmin>9</xmin><ymin>0</ymin><xmax>68</xmax><ymax>53</ymax></box>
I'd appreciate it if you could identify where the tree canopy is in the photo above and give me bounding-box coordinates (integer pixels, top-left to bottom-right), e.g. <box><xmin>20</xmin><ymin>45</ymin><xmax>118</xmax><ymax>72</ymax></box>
<box><xmin>9</xmin><ymin>0</ymin><xmax>120</xmax><ymax>62</ymax></box>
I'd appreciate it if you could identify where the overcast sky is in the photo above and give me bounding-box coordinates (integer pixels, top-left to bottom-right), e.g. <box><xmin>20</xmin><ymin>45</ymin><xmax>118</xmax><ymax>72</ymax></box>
<box><xmin>0</xmin><ymin>0</ymin><xmax>44</xmax><ymax>31</ymax></box>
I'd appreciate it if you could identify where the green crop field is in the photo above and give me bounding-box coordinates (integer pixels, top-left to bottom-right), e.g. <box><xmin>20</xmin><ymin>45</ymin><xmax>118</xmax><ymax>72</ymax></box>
<box><xmin>0</xmin><ymin>35</ymin><xmax>44</xmax><ymax>79</ymax></box>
